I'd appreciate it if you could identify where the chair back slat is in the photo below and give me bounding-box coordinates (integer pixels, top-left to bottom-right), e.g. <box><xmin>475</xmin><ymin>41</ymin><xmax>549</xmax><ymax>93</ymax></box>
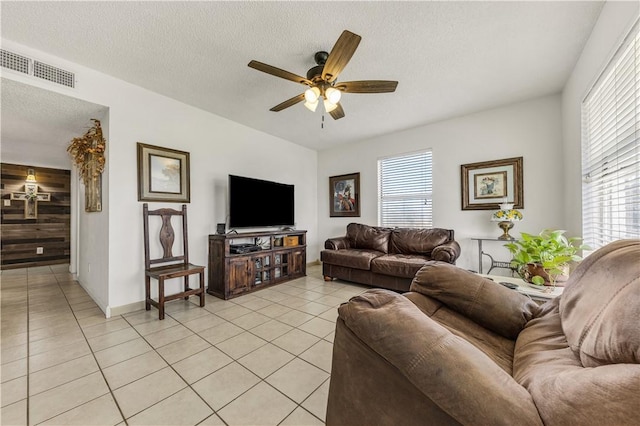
<box><xmin>148</xmin><ymin>207</ymin><xmax>183</xmax><ymax>216</ymax></box>
<box><xmin>159</xmin><ymin>214</ymin><xmax>175</xmax><ymax>258</ymax></box>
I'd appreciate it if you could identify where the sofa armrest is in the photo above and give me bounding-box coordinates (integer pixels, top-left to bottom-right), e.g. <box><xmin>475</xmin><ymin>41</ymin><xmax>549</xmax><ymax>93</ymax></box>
<box><xmin>410</xmin><ymin>262</ymin><xmax>540</xmax><ymax>339</ymax></box>
<box><xmin>324</xmin><ymin>236</ymin><xmax>350</xmax><ymax>250</ymax></box>
<box><xmin>338</xmin><ymin>289</ymin><xmax>543</xmax><ymax>426</ymax></box>
<box><xmin>431</xmin><ymin>240</ymin><xmax>461</xmax><ymax>263</ymax></box>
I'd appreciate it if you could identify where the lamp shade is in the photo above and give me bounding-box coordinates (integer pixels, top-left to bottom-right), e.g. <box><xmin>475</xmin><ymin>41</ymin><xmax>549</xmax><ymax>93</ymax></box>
<box><xmin>325</xmin><ymin>87</ymin><xmax>341</xmax><ymax>104</ymax></box>
<box><xmin>323</xmin><ymin>98</ymin><xmax>338</xmax><ymax>113</ymax></box>
<box><xmin>304</xmin><ymin>87</ymin><xmax>320</xmax><ymax>103</ymax></box>
<box><xmin>491</xmin><ymin>202</ymin><xmax>523</xmax><ymax>222</ymax></box>
<box><xmin>304</xmin><ymin>100</ymin><xmax>319</xmax><ymax>112</ymax></box>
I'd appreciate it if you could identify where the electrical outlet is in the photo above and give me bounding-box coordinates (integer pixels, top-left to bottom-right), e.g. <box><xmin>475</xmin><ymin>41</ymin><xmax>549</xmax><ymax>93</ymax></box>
<box><xmin>36</xmin><ymin>247</ymin><xmax>43</xmax><ymax>254</ymax></box>
<box><xmin>3</xmin><ymin>199</ymin><xmax>10</xmax><ymax>206</ymax></box>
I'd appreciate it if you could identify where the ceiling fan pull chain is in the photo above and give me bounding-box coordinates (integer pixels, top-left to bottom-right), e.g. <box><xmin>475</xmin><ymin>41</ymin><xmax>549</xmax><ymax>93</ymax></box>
<box><xmin>321</xmin><ymin>114</ymin><xmax>325</xmax><ymax>129</ymax></box>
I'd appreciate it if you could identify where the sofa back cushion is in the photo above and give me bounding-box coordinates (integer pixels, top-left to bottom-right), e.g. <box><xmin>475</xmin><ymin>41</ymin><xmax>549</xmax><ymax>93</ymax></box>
<box><xmin>390</xmin><ymin>228</ymin><xmax>453</xmax><ymax>256</ymax></box>
<box><xmin>411</xmin><ymin>261</ymin><xmax>540</xmax><ymax>340</ymax></box>
<box><xmin>346</xmin><ymin>223</ymin><xmax>392</xmax><ymax>253</ymax></box>
<box><xmin>559</xmin><ymin>239</ymin><xmax>640</xmax><ymax>367</ymax></box>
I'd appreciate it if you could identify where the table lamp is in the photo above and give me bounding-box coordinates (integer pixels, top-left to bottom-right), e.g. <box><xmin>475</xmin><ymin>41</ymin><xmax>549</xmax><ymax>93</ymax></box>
<box><xmin>491</xmin><ymin>201</ymin><xmax>522</xmax><ymax>240</ymax></box>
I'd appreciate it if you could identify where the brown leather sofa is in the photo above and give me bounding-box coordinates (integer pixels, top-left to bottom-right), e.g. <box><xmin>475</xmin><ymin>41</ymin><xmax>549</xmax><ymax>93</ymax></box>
<box><xmin>326</xmin><ymin>239</ymin><xmax>640</xmax><ymax>426</ymax></box>
<box><xmin>321</xmin><ymin>223</ymin><xmax>461</xmax><ymax>292</ymax></box>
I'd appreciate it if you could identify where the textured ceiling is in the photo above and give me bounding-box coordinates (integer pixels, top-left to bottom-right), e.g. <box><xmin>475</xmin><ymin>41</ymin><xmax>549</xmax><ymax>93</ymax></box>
<box><xmin>1</xmin><ymin>79</ymin><xmax>108</xmax><ymax>167</ymax></box>
<box><xmin>1</xmin><ymin>1</ymin><xmax>603</xmax><ymax>151</ymax></box>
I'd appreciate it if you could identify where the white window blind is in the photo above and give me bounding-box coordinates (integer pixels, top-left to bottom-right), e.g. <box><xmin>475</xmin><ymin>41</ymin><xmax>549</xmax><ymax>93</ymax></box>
<box><xmin>581</xmin><ymin>19</ymin><xmax>640</xmax><ymax>249</ymax></box>
<box><xmin>378</xmin><ymin>150</ymin><xmax>433</xmax><ymax>228</ymax></box>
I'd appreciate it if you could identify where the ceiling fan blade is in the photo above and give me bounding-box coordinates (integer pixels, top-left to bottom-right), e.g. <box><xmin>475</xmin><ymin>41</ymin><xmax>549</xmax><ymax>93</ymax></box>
<box><xmin>329</xmin><ymin>103</ymin><xmax>345</xmax><ymax>120</ymax></box>
<box><xmin>270</xmin><ymin>93</ymin><xmax>306</xmax><ymax>112</ymax></box>
<box><xmin>248</xmin><ymin>60</ymin><xmax>312</xmax><ymax>86</ymax></box>
<box><xmin>322</xmin><ymin>30</ymin><xmax>362</xmax><ymax>83</ymax></box>
<box><xmin>335</xmin><ymin>80</ymin><xmax>398</xmax><ymax>93</ymax></box>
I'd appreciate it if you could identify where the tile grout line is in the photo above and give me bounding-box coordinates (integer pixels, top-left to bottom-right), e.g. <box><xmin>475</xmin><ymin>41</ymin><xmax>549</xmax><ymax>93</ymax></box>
<box><xmin>19</xmin><ymin>269</ymin><xmax>346</xmax><ymax>425</ymax></box>
<box><xmin>120</xmin><ymin>312</ymin><xmax>227</xmax><ymax>425</ymax></box>
<box><xmin>46</xmin><ymin>268</ymin><xmax>130</xmax><ymax>426</ymax></box>
<box><xmin>180</xmin><ymin>294</ymin><xmax>333</xmax><ymax>423</ymax></box>
<box><xmin>26</xmin><ymin>269</ymin><xmax>32</xmax><ymax>426</ymax></box>
<box><xmin>131</xmin><ymin>286</ymin><xmax>333</xmax><ymax>423</ymax></box>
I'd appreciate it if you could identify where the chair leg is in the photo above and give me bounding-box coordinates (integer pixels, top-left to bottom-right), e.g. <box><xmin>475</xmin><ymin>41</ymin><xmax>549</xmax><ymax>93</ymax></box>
<box><xmin>199</xmin><ymin>271</ymin><xmax>205</xmax><ymax>307</ymax></box>
<box><xmin>158</xmin><ymin>277</ymin><xmax>165</xmax><ymax>320</ymax></box>
<box><xmin>145</xmin><ymin>276</ymin><xmax>151</xmax><ymax>311</ymax></box>
<box><xmin>184</xmin><ymin>275</ymin><xmax>190</xmax><ymax>300</ymax></box>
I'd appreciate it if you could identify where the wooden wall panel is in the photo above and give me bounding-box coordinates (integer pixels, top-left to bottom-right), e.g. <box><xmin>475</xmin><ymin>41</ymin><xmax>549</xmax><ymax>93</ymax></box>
<box><xmin>1</xmin><ymin>163</ymin><xmax>71</xmax><ymax>269</ymax></box>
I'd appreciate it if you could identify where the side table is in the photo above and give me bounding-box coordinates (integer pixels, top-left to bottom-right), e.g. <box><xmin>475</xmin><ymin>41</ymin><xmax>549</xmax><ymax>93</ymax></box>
<box><xmin>470</xmin><ymin>237</ymin><xmax>515</xmax><ymax>274</ymax></box>
<box><xmin>479</xmin><ymin>274</ymin><xmax>564</xmax><ymax>303</ymax></box>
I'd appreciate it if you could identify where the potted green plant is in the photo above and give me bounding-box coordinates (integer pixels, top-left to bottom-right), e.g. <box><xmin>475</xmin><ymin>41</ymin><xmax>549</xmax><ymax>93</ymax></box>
<box><xmin>505</xmin><ymin>229</ymin><xmax>589</xmax><ymax>286</ymax></box>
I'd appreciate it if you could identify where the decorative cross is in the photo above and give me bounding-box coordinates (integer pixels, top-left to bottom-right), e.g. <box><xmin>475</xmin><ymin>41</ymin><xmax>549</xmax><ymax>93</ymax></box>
<box><xmin>10</xmin><ymin>182</ymin><xmax>51</xmax><ymax>219</ymax></box>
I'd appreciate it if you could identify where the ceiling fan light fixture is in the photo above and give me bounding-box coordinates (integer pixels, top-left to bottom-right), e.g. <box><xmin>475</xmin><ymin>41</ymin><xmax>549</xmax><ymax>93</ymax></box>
<box><xmin>323</xmin><ymin>98</ymin><xmax>338</xmax><ymax>113</ymax></box>
<box><xmin>304</xmin><ymin>100</ymin><xmax>319</xmax><ymax>112</ymax></box>
<box><xmin>304</xmin><ymin>87</ymin><xmax>320</xmax><ymax>103</ymax></box>
<box><xmin>325</xmin><ymin>87</ymin><xmax>341</xmax><ymax>104</ymax></box>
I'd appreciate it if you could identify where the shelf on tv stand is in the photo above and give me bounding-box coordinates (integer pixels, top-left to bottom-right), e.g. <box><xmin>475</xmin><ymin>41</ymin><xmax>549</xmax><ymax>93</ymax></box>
<box><xmin>207</xmin><ymin>229</ymin><xmax>307</xmax><ymax>300</ymax></box>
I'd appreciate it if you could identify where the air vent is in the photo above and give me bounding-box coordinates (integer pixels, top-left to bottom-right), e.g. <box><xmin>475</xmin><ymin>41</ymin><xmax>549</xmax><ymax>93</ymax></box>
<box><xmin>0</xmin><ymin>49</ymin><xmax>75</xmax><ymax>89</ymax></box>
<box><xmin>1</xmin><ymin>50</ymin><xmax>30</xmax><ymax>74</ymax></box>
<box><xmin>34</xmin><ymin>61</ymin><xmax>75</xmax><ymax>88</ymax></box>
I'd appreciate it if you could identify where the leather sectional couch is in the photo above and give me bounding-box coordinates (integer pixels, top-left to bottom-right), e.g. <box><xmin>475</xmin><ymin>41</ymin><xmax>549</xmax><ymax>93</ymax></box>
<box><xmin>326</xmin><ymin>240</ymin><xmax>640</xmax><ymax>426</ymax></box>
<box><xmin>321</xmin><ymin>222</ymin><xmax>460</xmax><ymax>292</ymax></box>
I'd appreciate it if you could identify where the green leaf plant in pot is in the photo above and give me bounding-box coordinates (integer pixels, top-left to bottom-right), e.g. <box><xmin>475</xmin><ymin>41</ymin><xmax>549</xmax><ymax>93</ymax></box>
<box><xmin>505</xmin><ymin>229</ymin><xmax>590</xmax><ymax>287</ymax></box>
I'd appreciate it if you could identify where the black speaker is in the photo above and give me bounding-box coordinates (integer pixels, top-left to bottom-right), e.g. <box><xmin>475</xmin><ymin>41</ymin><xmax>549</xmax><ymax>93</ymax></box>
<box><xmin>216</xmin><ymin>223</ymin><xmax>226</xmax><ymax>234</ymax></box>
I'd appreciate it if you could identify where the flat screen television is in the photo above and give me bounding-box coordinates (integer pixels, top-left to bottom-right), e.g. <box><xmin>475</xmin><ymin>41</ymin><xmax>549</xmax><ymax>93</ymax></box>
<box><xmin>228</xmin><ymin>175</ymin><xmax>295</xmax><ymax>228</ymax></box>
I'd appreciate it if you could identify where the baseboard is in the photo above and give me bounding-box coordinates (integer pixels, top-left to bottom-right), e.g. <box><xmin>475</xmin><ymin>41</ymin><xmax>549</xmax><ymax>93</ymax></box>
<box><xmin>109</xmin><ymin>301</ymin><xmax>146</xmax><ymax>317</ymax></box>
<box><xmin>307</xmin><ymin>260</ymin><xmax>321</xmax><ymax>266</ymax></box>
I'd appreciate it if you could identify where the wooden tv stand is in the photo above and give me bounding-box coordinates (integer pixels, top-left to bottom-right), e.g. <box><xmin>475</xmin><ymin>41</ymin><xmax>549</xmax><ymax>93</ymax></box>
<box><xmin>207</xmin><ymin>230</ymin><xmax>307</xmax><ymax>300</ymax></box>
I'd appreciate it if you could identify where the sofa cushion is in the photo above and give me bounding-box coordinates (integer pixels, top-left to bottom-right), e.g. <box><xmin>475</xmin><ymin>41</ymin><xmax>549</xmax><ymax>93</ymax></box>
<box><xmin>346</xmin><ymin>223</ymin><xmax>391</xmax><ymax>253</ymax></box>
<box><xmin>514</xmin><ymin>298</ymin><xmax>581</xmax><ymax>388</ymax></box>
<box><xmin>559</xmin><ymin>239</ymin><xmax>640</xmax><ymax>367</ymax></box>
<box><xmin>390</xmin><ymin>228</ymin><xmax>453</xmax><ymax>255</ymax></box>
<box><xmin>410</xmin><ymin>261</ymin><xmax>540</xmax><ymax>340</ymax></box>
<box><xmin>406</xmin><ymin>292</ymin><xmax>516</xmax><ymax>375</ymax></box>
<box><xmin>321</xmin><ymin>248</ymin><xmax>383</xmax><ymax>271</ymax></box>
<box><xmin>514</xmin><ymin>296</ymin><xmax>640</xmax><ymax>426</ymax></box>
<box><xmin>371</xmin><ymin>254</ymin><xmax>430</xmax><ymax>278</ymax></box>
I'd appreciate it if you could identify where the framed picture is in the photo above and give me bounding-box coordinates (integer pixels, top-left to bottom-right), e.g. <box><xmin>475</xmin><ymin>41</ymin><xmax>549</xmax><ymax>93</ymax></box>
<box><xmin>137</xmin><ymin>142</ymin><xmax>190</xmax><ymax>202</ymax></box>
<box><xmin>329</xmin><ymin>172</ymin><xmax>360</xmax><ymax>217</ymax></box>
<box><xmin>461</xmin><ymin>157</ymin><xmax>523</xmax><ymax>210</ymax></box>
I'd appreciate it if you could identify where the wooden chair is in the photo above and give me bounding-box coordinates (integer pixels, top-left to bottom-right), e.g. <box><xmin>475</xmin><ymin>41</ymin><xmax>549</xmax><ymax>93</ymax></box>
<box><xmin>143</xmin><ymin>203</ymin><xmax>205</xmax><ymax>320</ymax></box>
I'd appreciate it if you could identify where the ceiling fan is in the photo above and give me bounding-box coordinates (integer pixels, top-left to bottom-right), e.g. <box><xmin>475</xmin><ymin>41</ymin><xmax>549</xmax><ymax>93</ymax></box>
<box><xmin>248</xmin><ymin>30</ymin><xmax>398</xmax><ymax>120</ymax></box>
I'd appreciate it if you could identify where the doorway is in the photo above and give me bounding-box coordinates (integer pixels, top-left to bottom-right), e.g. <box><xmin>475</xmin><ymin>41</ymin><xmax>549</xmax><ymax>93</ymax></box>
<box><xmin>0</xmin><ymin>78</ymin><xmax>109</xmax><ymax>278</ymax></box>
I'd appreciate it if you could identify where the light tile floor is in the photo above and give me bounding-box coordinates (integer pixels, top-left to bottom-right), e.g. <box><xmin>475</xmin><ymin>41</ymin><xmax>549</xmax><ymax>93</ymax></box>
<box><xmin>1</xmin><ymin>264</ymin><xmax>368</xmax><ymax>425</ymax></box>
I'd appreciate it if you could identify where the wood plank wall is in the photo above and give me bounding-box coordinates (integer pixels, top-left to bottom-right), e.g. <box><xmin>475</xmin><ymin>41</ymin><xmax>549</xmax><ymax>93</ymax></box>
<box><xmin>1</xmin><ymin>163</ymin><xmax>71</xmax><ymax>269</ymax></box>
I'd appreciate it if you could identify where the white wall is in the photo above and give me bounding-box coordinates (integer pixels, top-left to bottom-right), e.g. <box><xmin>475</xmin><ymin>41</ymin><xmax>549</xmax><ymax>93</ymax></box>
<box><xmin>318</xmin><ymin>94</ymin><xmax>564</xmax><ymax>272</ymax></box>
<box><xmin>562</xmin><ymin>1</ymin><xmax>639</xmax><ymax>237</ymax></box>
<box><xmin>1</xmin><ymin>144</ymin><xmax>71</xmax><ymax>170</ymax></box>
<box><xmin>2</xmin><ymin>40</ymin><xmax>318</xmax><ymax>315</ymax></box>
<box><xmin>76</xmin><ymin>109</ymin><xmax>110</xmax><ymax>309</ymax></box>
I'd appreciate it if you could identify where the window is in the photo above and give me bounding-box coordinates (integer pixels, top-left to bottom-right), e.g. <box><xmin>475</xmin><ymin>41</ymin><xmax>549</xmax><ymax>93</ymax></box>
<box><xmin>581</xmin><ymin>20</ymin><xmax>639</xmax><ymax>249</ymax></box>
<box><xmin>378</xmin><ymin>150</ymin><xmax>433</xmax><ymax>228</ymax></box>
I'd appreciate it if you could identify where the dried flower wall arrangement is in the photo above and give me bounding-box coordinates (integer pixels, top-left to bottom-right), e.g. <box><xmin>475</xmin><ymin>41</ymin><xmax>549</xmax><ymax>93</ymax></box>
<box><xmin>67</xmin><ymin>118</ymin><xmax>105</xmax><ymax>212</ymax></box>
<box><xmin>67</xmin><ymin>119</ymin><xmax>106</xmax><ymax>182</ymax></box>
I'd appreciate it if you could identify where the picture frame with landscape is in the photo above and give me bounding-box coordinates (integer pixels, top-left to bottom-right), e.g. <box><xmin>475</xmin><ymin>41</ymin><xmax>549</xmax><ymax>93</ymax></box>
<box><xmin>460</xmin><ymin>156</ymin><xmax>523</xmax><ymax>210</ymax></box>
<box><xmin>137</xmin><ymin>142</ymin><xmax>190</xmax><ymax>202</ymax></box>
